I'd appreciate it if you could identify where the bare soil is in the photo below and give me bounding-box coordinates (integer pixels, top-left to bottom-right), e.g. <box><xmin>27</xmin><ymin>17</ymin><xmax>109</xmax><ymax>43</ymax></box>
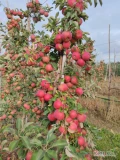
<box><xmin>81</xmin><ymin>77</ymin><xmax>120</xmax><ymax>133</ymax></box>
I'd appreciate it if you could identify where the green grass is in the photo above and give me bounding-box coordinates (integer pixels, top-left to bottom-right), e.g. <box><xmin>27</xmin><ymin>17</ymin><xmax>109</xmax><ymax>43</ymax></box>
<box><xmin>88</xmin><ymin>123</ymin><xmax>120</xmax><ymax>160</ymax></box>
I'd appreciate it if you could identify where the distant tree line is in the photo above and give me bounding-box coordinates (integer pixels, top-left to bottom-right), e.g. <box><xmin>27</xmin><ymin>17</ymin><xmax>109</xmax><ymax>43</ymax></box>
<box><xmin>95</xmin><ymin>61</ymin><xmax>120</xmax><ymax>78</ymax></box>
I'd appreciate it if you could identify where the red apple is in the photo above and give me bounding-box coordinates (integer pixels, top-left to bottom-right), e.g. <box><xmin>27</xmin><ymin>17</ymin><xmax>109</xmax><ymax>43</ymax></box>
<box><xmin>39</xmin><ymin>61</ymin><xmax>44</xmax><ymax>67</ymax></box>
<box><xmin>65</xmin><ymin>116</ymin><xmax>72</xmax><ymax>123</ymax></box>
<box><xmin>31</xmin><ymin>82</ymin><xmax>36</xmax><ymax>88</ymax></box>
<box><xmin>75</xmin><ymin>2</ymin><xmax>84</xmax><ymax>12</ymax></box>
<box><xmin>54</xmin><ymin>110</ymin><xmax>65</xmax><ymax>121</ymax></box>
<box><xmin>42</xmin><ymin>56</ymin><xmax>50</xmax><ymax>63</ymax></box>
<box><xmin>64</xmin><ymin>75</ymin><xmax>71</xmax><ymax>83</ymax></box>
<box><xmin>74</xmin><ymin>30</ymin><xmax>83</xmax><ymax>40</ymax></box>
<box><xmin>77</xmin><ymin>114</ymin><xmax>86</xmax><ymax>122</ymax></box>
<box><xmin>44</xmin><ymin>46</ymin><xmax>50</xmax><ymax>53</ymax></box>
<box><xmin>36</xmin><ymin>90</ymin><xmax>45</xmax><ymax>98</ymax></box>
<box><xmin>77</xmin><ymin>127</ymin><xmax>82</xmax><ymax>133</ymax></box>
<box><xmin>44</xmin><ymin>12</ymin><xmax>49</xmax><ymax>17</ymax></box>
<box><xmin>63</xmin><ymin>41</ymin><xmax>71</xmax><ymax>49</ymax></box>
<box><xmin>85</xmin><ymin>154</ymin><xmax>92</xmax><ymax>160</ymax></box>
<box><xmin>69</xmin><ymin>122</ymin><xmax>77</xmax><ymax>131</ymax></box>
<box><xmin>58</xmin><ymin>83</ymin><xmax>68</xmax><ymax>92</ymax></box>
<box><xmin>62</xmin><ymin>7</ymin><xmax>66</xmax><ymax>15</ymax></box>
<box><xmin>39</xmin><ymin>9</ymin><xmax>45</xmax><ymax>15</ymax></box>
<box><xmin>79</xmin><ymin>18</ymin><xmax>83</xmax><ymax>25</ymax></box>
<box><xmin>71</xmin><ymin>76</ymin><xmax>78</xmax><ymax>85</ymax></box>
<box><xmin>24</xmin><ymin>104</ymin><xmax>30</xmax><ymax>110</ymax></box>
<box><xmin>72</xmin><ymin>52</ymin><xmax>80</xmax><ymax>60</ymax></box>
<box><xmin>48</xmin><ymin>113</ymin><xmax>56</xmax><ymax>121</ymax></box>
<box><xmin>30</xmin><ymin>34</ymin><xmax>35</xmax><ymax>41</ymax></box>
<box><xmin>71</xmin><ymin>46</ymin><xmax>80</xmax><ymax>53</ymax></box>
<box><xmin>25</xmin><ymin>151</ymin><xmax>32</xmax><ymax>160</ymax></box>
<box><xmin>77</xmin><ymin>59</ymin><xmax>85</xmax><ymax>67</ymax></box>
<box><xmin>76</xmin><ymin>88</ymin><xmax>83</xmax><ymax>96</ymax></box>
<box><xmin>45</xmin><ymin>64</ymin><xmax>53</xmax><ymax>72</ymax></box>
<box><xmin>62</xmin><ymin>31</ymin><xmax>72</xmax><ymax>42</ymax></box>
<box><xmin>55</xmin><ymin>43</ymin><xmax>63</xmax><ymax>51</ymax></box>
<box><xmin>67</xmin><ymin>0</ymin><xmax>76</xmax><ymax>7</ymax></box>
<box><xmin>39</xmin><ymin>52</ymin><xmax>44</xmax><ymax>57</ymax></box>
<box><xmin>40</xmin><ymin>80</ymin><xmax>50</xmax><ymax>90</ymax></box>
<box><xmin>73</xmin><ymin>119</ymin><xmax>79</xmax><ymax>126</ymax></box>
<box><xmin>44</xmin><ymin>93</ymin><xmax>52</xmax><ymax>101</ymax></box>
<box><xmin>1</xmin><ymin>114</ymin><xmax>7</xmax><ymax>120</ymax></box>
<box><xmin>82</xmin><ymin>52</ymin><xmax>91</xmax><ymax>61</ymax></box>
<box><xmin>34</xmin><ymin>107</ymin><xmax>39</xmax><ymax>112</ymax></box>
<box><xmin>54</xmin><ymin>33</ymin><xmax>62</xmax><ymax>44</ymax></box>
<box><xmin>69</xmin><ymin>110</ymin><xmax>77</xmax><ymax>119</ymax></box>
<box><xmin>66</xmin><ymin>82</ymin><xmax>73</xmax><ymax>88</ymax></box>
<box><xmin>85</xmin><ymin>65</ymin><xmax>91</xmax><ymax>71</ymax></box>
<box><xmin>65</xmin><ymin>49</ymin><xmax>71</xmax><ymax>55</ymax></box>
<box><xmin>78</xmin><ymin>136</ymin><xmax>85</xmax><ymax>146</ymax></box>
<box><xmin>59</xmin><ymin>126</ymin><xmax>66</xmax><ymax>134</ymax></box>
<box><xmin>82</xmin><ymin>129</ymin><xmax>87</xmax><ymax>136</ymax></box>
<box><xmin>53</xmin><ymin>99</ymin><xmax>63</xmax><ymax>109</ymax></box>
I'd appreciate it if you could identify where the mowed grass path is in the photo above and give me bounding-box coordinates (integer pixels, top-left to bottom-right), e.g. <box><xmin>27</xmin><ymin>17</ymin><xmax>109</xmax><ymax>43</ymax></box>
<box><xmin>88</xmin><ymin>123</ymin><xmax>120</xmax><ymax>160</ymax></box>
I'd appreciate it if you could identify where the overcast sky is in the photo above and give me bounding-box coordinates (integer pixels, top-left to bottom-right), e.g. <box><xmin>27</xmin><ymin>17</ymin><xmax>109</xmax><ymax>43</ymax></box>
<box><xmin>0</xmin><ymin>0</ymin><xmax>120</xmax><ymax>63</ymax></box>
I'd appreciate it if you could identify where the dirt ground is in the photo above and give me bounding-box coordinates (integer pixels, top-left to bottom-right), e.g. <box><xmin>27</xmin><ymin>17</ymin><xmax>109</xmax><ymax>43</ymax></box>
<box><xmin>81</xmin><ymin>77</ymin><xmax>120</xmax><ymax>133</ymax></box>
<box><xmin>87</xmin><ymin>111</ymin><xmax>120</xmax><ymax>133</ymax></box>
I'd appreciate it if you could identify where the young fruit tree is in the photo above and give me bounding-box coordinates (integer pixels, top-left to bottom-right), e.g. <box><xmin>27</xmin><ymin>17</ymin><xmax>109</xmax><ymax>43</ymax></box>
<box><xmin>0</xmin><ymin>0</ymin><xmax>102</xmax><ymax>159</ymax></box>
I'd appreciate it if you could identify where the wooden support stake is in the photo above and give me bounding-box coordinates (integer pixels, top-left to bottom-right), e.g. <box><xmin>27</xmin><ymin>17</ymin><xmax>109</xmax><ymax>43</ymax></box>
<box><xmin>106</xmin><ymin>24</ymin><xmax>111</xmax><ymax>117</ymax></box>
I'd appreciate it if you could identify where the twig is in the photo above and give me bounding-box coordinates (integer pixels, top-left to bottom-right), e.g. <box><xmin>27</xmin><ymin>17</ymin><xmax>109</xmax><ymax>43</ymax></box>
<box><xmin>42</xmin><ymin>0</ymin><xmax>48</xmax><ymax>5</ymax></box>
<box><xmin>4</xmin><ymin>148</ymin><xmax>20</xmax><ymax>159</ymax></box>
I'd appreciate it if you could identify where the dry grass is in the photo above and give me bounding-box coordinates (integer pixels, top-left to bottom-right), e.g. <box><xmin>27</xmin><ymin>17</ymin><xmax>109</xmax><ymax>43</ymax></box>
<box><xmin>81</xmin><ymin>77</ymin><xmax>120</xmax><ymax>132</ymax></box>
<box><xmin>98</xmin><ymin>76</ymin><xmax>120</xmax><ymax>98</ymax></box>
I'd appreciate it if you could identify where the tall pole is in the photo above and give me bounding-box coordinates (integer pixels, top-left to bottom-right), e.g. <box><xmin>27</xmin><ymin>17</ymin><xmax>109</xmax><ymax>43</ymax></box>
<box><xmin>105</xmin><ymin>63</ymin><xmax>108</xmax><ymax>81</ymax></box>
<box><xmin>106</xmin><ymin>24</ymin><xmax>111</xmax><ymax>117</ymax></box>
<box><xmin>114</xmin><ymin>49</ymin><xmax>116</xmax><ymax>77</ymax></box>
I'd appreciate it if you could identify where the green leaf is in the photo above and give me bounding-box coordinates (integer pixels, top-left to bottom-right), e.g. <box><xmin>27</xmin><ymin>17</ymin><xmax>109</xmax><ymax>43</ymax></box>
<box><xmin>51</xmin><ymin>62</ymin><xmax>57</xmax><ymax>70</ymax></box>
<box><xmin>24</xmin><ymin>122</ymin><xmax>34</xmax><ymax>130</ymax></box>
<box><xmin>55</xmin><ymin>12</ymin><xmax>59</xmax><ymax>18</ymax></box>
<box><xmin>46</xmin><ymin>127</ymin><xmax>55</xmax><ymax>143</ymax></box>
<box><xmin>3</xmin><ymin>127</ymin><xmax>15</xmax><ymax>135</ymax></box>
<box><xmin>24</xmin><ymin>54</ymin><xmax>29</xmax><ymax>60</ymax></box>
<box><xmin>16</xmin><ymin>118</ymin><xmax>22</xmax><ymax>133</ymax></box>
<box><xmin>87</xmin><ymin>0</ymin><xmax>92</xmax><ymax>5</ymax></box>
<box><xmin>77</xmin><ymin>150</ymin><xmax>88</xmax><ymax>158</ymax></box>
<box><xmin>24</xmin><ymin>125</ymin><xmax>39</xmax><ymax>133</ymax></box>
<box><xmin>17</xmin><ymin>148</ymin><xmax>26</xmax><ymax>159</ymax></box>
<box><xmin>60</xmin><ymin>154</ymin><xmax>66</xmax><ymax>160</ymax></box>
<box><xmin>94</xmin><ymin>0</ymin><xmax>97</xmax><ymax>7</ymax></box>
<box><xmin>30</xmin><ymin>138</ymin><xmax>42</xmax><ymax>147</ymax></box>
<box><xmin>47</xmin><ymin>150</ymin><xmax>57</xmax><ymax>159</ymax></box>
<box><xmin>99</xmin><ymin>0</ymin><xmax>102</xmax><ymax>5</ymax></box>
<box><xmin>31</xmin><ymin>150</ymin><xmax>44</xmax><ymax>160</ymax></box>
<box><xmin>42</xmin><ymin>154</ymin><xmax>50</xmax><ymax>160</ymax></box>
<box><xmin>1</xmin><ymin>140</ymin><xmax>7</xmax><ymax>147</ymax></box>
<box><xmin>66</xmin><ymin>12</ymin><xmax>71</xmax><ymax>19</ymax></box>
<box><xmin>21</xmin><ymin>136</ymin><xmax>31</xmax><ymax>150</ymax></box>
<box><xmin>47</xmin><ymin>134</ymin><xmax>56</xmax><ymax>144</ymax></box>
<box><xmin>9</xmin><ymin>140</ymin><xmax>19</xmax><ymax>152</ymax></box>
<box><xmin>51</xmin><ymin>139</ymin><xmax>67</xmax><ymax>148</ymax></box>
